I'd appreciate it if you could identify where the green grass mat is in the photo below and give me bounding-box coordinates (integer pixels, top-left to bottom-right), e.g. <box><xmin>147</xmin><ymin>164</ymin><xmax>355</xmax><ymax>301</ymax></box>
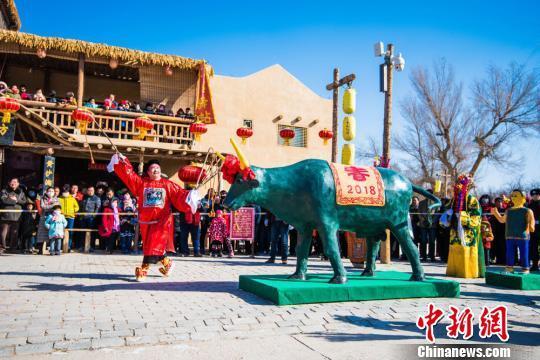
<box><xmin>239</xmin><ymin>271</ymin><xmax>460</xmax><ymax>305</ymax></box>
<box><xmin>485</xmin><ymin>269</ymin><xmax>540</xmax><ymax>290</ymax></box>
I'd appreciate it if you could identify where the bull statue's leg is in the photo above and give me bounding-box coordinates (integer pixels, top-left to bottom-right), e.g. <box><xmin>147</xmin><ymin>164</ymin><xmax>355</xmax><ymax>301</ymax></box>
<box><xmin>391</xmin><ymin>221</ymin><xmax>425</xmax><ymax>281</ymax></box>
<box><xmin>361</xmin><ymin>237</ymin><xmax>380</xmax><ymax>277</ymax></box>
<box><xmin>288</xmin><ymin>228</ymin><xmax>312</xmax><ymax>281</ymax></box>
<box><xmin>319</xmin><ymin>224</ymin><xmax>347</xmax><ymax>284</ymax></box>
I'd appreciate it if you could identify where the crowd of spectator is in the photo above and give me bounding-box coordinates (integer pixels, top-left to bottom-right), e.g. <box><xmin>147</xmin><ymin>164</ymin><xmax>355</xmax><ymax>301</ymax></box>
<box><xmin>406</xmin><ymin>189</ymin><xmax>540</xmax><ymax>271</ymax></box>
<box><xmin>2</xmin><ymin>175</ymin><xmax>537</xmax><ymax>271</ymax></box>
<box><xmin>0</xmin><ymin>83</ymin><xmax>195</xmax><ymax>119</ymax></box>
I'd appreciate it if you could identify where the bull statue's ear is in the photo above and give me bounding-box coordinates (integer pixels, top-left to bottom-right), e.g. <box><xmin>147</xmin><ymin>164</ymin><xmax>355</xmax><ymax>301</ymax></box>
<box><xmin>248</xmin><ymin>179</ymin><xmax>260</xmax><ymax>189</ymax></box>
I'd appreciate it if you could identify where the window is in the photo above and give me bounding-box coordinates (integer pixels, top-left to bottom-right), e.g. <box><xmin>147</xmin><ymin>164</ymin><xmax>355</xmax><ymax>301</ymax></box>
<box><xmin>243</xmin><ymin>119</ymin><xmax>253</xmax><ymax>129</ymax></box>
<box><xmin>278</xmin><ymin>124</ymin><xmax>308</xmax><ymax>148</ymax></box>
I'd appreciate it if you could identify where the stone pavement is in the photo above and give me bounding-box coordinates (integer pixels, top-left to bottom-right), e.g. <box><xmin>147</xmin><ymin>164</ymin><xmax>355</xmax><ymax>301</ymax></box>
<box><xmin>0</xmin><ymin>253</ymin><xmax>539</xmax><ymax>359</ymax></box>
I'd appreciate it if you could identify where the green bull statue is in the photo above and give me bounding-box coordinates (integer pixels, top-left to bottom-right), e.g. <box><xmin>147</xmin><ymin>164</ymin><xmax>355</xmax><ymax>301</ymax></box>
<box><xmin>222</xmin><ymin>139</ymin><xmax>441</xmax><ymax>284</ymax></box>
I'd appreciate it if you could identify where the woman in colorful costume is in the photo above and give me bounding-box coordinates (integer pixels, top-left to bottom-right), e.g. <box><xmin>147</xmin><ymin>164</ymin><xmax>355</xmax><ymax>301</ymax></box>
<box><xmin>108</xmin><ymin>154</ymin><xmax>198</xmax><ymax>281</ymax></box>
<box><xmin>446</xmin><ymin>174</ymin><xmax>485</xmax><ymax>278</ymax></box>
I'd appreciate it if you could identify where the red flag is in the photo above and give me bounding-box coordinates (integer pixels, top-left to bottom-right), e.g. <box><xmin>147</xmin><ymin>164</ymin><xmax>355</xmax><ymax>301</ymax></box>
<box><xmin>195</xmin><ymin>63</ymin><xmax>216</xmax><ymax>124</ymax></box>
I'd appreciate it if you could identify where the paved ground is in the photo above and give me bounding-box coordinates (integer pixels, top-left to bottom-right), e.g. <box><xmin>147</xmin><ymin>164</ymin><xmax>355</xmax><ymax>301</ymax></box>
<box><xmin>0</xmin><ymin>253</ymin><xmax>539</xmax><ymax>359</ymax></box>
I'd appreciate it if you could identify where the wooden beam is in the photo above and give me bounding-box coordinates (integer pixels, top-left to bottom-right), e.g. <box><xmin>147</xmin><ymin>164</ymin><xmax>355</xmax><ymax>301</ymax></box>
<box><xmin>14</xmin><ymin>113</ymin><xmax>71</xmax><ymax>146</ymax></box>
<box><xmin>326</xmin><ymin>73</ymin><xmax>356</xmax><ymax>90</ymax></box>
<box><xmin>77</xmin><ymin>54</ymin><xmax>85</xmax><ymax>106</ymax></box>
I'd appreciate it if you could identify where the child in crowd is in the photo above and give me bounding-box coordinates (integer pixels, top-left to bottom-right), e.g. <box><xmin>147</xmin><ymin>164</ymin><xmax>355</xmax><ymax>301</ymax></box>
<box><xmin>19</xmin><ymin>201</ymin><xmax>39</xmax><ymax>254</ymax></box>
<box><xmin>208</xmin><ymin>210</ymin><xmax>233</xmax><ymax>257</ymax></box>
<box><xmin>45</xmin><ymin>205</ymin><xmax>67</xmax><ymax>255</ymax></box>
<box><xmin>99</xmin><ymin>199</ymin><xmax>121</xmax><ymax>254</ymax></box>
<box><xmin>480</xmin><ymin>216</ymin><xmax>494</xmax><ymax>266</ymax></box>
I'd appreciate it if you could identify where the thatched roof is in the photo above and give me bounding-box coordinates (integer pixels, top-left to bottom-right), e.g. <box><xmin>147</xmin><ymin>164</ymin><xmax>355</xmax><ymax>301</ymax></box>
<box><xmin>0</xmin><ymin>29</ymin><xmax>209</xmax><ymax>71</ymax></box>
<box><xmin>0</xmin><ymin>0</ymin><xmax>20</xmax><ymax>31</ymax></box>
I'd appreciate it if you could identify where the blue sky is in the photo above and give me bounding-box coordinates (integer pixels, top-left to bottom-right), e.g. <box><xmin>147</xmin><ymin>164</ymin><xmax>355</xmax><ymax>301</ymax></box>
<box><xmin>17</xmin><ymin>0</ymin><xmax>540</xmax><ymax>191</ymax></box>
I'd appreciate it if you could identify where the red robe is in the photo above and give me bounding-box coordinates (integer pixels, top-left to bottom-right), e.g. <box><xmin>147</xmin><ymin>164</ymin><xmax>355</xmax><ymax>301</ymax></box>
<box><xmin>114</xmin><ymin>158</ymin><xmax>190</xmax><ymax>256</ymax></box>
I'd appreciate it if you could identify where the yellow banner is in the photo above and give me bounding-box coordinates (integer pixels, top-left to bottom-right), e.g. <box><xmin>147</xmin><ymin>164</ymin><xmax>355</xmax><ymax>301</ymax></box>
<box><xmin>195</xmin><ymin>63</ymin><xmax>216</xmax><ymax>124</ymax></box>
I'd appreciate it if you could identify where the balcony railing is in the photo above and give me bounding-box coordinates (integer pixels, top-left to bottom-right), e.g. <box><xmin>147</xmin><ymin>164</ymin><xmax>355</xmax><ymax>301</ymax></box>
<box><xmin>18</xmin><ymin>100</ymin><xmax>194</xmax><ymax>147</ymax></box>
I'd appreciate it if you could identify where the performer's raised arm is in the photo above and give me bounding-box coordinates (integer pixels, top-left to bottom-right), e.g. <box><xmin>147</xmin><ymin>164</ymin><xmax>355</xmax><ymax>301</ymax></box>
<box><xmin>168</xmin><ymin>181</ymin><xmax>199</xmax><ymax>214</ymax></box>
<box><xmin>107</xmin><ymin>153</ymin><xmax>142</xmax><ymax>195</ymax></box>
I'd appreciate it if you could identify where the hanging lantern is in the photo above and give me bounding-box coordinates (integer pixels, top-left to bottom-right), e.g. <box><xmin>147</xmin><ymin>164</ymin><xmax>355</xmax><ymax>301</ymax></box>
<box><xmin>134</xmin><ymin>116</ymin><xmax>154</xmax><ymax>140</ymax></box>
<box><xmin>109</xmin><ymin>58</ymin><xmax>119</xmax><ymax>69</ymax></box>
<box><xmin>318</xmin><ymin>128</ymin><xmax>333</xmax><ymax>145</ymax></box>
<box><xmin>0</xmin><ymin>97</ymin><xmax>20</xmax><ymax>124</ymax></box>
<box><xmin>342</xmin><ymin>115</ymin><xmax>356</xmax><ymax>141</ymax></box>
<box><xmin>164</xmin><ymin>65</ymin><xmax>173</xmax><ymax>76</ymax></box>
<box><xmin>189</xmin><ymin>121</ymin><xmax>207</xmax><ymax>141</ymax></box>
<box><xmin>434</xmin><ymin>179</ymin><xmax>442</xmax><ymax>194</ymax></box>
<box><xmin>341</xmin><ymin>143</ymin><xmax>355</xmax><ymax>165</ymax></box>
<box><xmin>70</xmin><ymin>108</ymin><xmax>94</xmax><ymax>134</ymax></box>
<box><xmin>36</xmin><ymin>48</ymin><xmax>47</xmax><ymax>59</ymax></box>
<box><xmin>279</xmin><ymin>127</ymin><xmax>295</xmax><ymax>146</ymax></box>
<box><xmin>343</xmin><ymin>87</ymin><xmax>356</xmax><ymax>114</ymax></box>
<box><xmin>178</xmin><ymin>165</ymin><xmax>207</xmax><ymax>186</ymax></box>
<box><xmin>236</xmin><ymin>126</ymin><xmax>253</xmax><ymax>144</ymax></box>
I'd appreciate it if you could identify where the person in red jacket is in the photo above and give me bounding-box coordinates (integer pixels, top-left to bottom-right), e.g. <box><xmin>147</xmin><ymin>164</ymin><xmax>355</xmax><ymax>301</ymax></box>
<box><xmin>108</xmin><ymin>154</ymin><xmax>199</xmax><ymax>281</ymax></box>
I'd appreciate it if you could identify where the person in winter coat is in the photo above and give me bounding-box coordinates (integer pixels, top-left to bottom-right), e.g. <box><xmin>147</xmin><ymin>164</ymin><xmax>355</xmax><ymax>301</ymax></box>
<box><xmin>0</xmin><ymin>178</ymin><xmax>27</xmax><ymax>253</ymax></box>
<box><xmin>19</xmin><ymin>201</ymin><xmax>39</xmax><ymax>253</ymax></box>
<box><xmin>98</xmin><ymin>199</ymin><xmax>120</xmax><ymax>254</ymax></box>
<box><xmin>80</xmin><ymin>186</ymin><xmax>101</xmax><ymax>251</ymax></box>
<box><xmin>119</xmin><ymin>194</ymin><xmax>137</xmax><ymax>254</ymax></box>
<box><xmin>45</xmin><ymin>205</ymin><xmax>67</xmax><ymax>255</ymax></box>
<box><xmin>208</xmin><ymin>210</ymin><xmax>233</xmax><ymax>257</ymax></box>
<box><xmin>36</xmin><ymin>188</ymin><xmax>60</xmax><ymax>253</ymax></box>
<box><xmin>58</xmin><ymin>189</ymin><xmax>79</xmax><ymax>251</ymax></box>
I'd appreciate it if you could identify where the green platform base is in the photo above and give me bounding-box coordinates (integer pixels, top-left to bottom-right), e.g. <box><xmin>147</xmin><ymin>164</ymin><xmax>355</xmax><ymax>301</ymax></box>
<box><xmin>485</xmin><ymin>269</ymin><xmax>540</xmax><ymax>290</ymax></box>
<box><xmin>239</xmin><ymin>271</ymin><xmax>460</xmax><ymax>305</ymax></box>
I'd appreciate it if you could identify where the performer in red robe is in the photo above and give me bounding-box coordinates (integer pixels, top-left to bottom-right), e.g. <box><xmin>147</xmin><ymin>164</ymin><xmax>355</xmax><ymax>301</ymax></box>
<box><xmin>108</xmin><ymin>154</ymin><xmax>198</xmax><ymax>281</ymax></box>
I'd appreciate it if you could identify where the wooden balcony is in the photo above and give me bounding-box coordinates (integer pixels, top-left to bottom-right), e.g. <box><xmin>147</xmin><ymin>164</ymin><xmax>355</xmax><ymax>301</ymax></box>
<box><xmin>17</xmin><ymin>100</ymin><xmax>195</xmax><ymax>150</ymax></box>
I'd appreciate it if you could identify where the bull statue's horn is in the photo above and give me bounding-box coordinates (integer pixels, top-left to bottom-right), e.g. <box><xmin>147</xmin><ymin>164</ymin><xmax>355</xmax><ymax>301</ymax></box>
<box><xmin>230</xmin><ymin>138</ymin><xmax>250</xmax><ymax>170</ymax></box>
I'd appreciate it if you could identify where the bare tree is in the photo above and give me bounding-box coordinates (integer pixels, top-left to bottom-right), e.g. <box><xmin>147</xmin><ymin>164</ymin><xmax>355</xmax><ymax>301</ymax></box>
<box><xmin>469</xmin><ymin>63</ymin><xmax>539</xmax><ymax>176</ymax></box>
<box><xmin>396</xmin><ymin>60</ymin><xmax>539</xmax><ymax>183</ymax></box>
<box><xmin>396</xmin><ymin>59</ymin><xmax>472</xmax><ymax>183</ymax></box>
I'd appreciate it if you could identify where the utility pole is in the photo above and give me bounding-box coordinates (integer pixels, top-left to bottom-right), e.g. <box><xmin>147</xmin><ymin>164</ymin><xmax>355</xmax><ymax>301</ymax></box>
<box><xmin>326</xmin><ymin>69</ymin><xmax>355</xmax><ymax>162</ymax></box>
<box><xmin>374</xmin><ymin>41</ymin><xmax>405</xmax><ymax>264</ymax></box>
<box><xmin>381</xmin><ymin>44</ymin><xmax>394</xmax><ymax>167</ymax></box>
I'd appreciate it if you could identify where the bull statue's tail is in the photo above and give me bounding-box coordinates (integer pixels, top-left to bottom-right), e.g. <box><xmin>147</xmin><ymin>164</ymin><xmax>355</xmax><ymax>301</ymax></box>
<box><xmin>412</xmin><ymin>184</ymin><xmax>442</xmax><ymax>210</ymax></box>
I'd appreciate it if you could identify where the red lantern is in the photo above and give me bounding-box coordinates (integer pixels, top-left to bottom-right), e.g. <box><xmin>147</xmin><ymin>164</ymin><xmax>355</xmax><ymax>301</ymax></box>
<box><xmin>70</xmin><ymin>108</ymin><xmax>94</xmax><ymax>134</ymax></box>
<box><xmin>279</xmin><ymin>128</ymin><xmax>295</xmax><ymax>146</ymax></box>
<box><xmin>0</xmin><ymin>97</ymin><xmax>20</xmax><ymax>124</ymax></box>
<box><xmin>178</xmin><ymin>165</ymin><xmax>207</xmax><ymax>186</ymax></box>
<box><xmin>189</xmin><ymin>121</ymin><xmax>207</xmax><ymax>142</ymax></box>
<box><xmin>236</xmin><ymin>127</ymin><xmax>253</xmax><ymax>144</ymax></box>
<box><xmin>134</xmin><ymin>116</ymin><xmax>154</xmax><ymax>140</ymax></box>
<box><xmin>318</xmin><ymin>128</ymin><xmax>333</xmax><ymax>145</ymax></box>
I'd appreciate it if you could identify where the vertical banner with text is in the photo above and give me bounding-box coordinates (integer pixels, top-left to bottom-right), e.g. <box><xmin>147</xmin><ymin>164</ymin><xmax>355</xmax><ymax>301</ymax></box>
<box><xmin>42</xmin><ymin>156</ymin><xmax>55</xmax><ymax>193</ymax></box>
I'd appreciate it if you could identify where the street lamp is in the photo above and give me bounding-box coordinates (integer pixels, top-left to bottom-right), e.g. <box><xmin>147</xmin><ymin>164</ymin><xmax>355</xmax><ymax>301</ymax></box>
<box><xmin>374</xmin><ymin>41</ymin><xmax>405</xmax><ymax>168</ymax></box>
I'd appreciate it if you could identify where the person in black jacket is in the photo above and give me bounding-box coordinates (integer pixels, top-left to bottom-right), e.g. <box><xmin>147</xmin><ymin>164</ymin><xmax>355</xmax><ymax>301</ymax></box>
<box><xmin>528</xmin><ymin>189</ymin><xmax>540</xmax><ymax>271</ymax></box>
<box><xmin>0</xmin><ymin>178</ymin><xmax>27</xmax><ymax>253</ymax></box>
<box><xmin>19</xmin><ymin>201</ymin><xmax>39</xmax><ymax>253</ymax></box>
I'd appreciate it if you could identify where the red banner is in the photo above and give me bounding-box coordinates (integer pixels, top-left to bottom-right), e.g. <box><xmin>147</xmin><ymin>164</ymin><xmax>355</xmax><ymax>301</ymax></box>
<box><xmin>229</xmin><ymin>207</ymin><xmax>255</xmax><ymax>241</ymax></box>
<box><xmin>195</xmin><ymin>63</ymin><xmax>216</xmax><ymax>124</ymax></box>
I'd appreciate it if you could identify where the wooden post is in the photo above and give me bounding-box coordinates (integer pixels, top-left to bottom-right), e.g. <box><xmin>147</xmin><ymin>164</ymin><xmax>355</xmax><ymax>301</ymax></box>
<box><xmin>84</xmin><ymin>230</ymin><xmax>91</xmax><ymax>253</ymax></box>
<box><xmin>63</xmin><ymin>229</ymin><xmax>69</xmax><ymax>253</ymax></box>
<box><xmin>331</xmin><ymin>68</ymin><xmax>339</xmax><ymax>163</ymax></box>
<box><xmin>380</xmin><ymin>44</ymin><xmax>394</xmax><ymax>265</ymax></box>
<box><xmin>77</xmin><ymin>54</ymin><xmax>85</xmax><ymax>106</ymax></box>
